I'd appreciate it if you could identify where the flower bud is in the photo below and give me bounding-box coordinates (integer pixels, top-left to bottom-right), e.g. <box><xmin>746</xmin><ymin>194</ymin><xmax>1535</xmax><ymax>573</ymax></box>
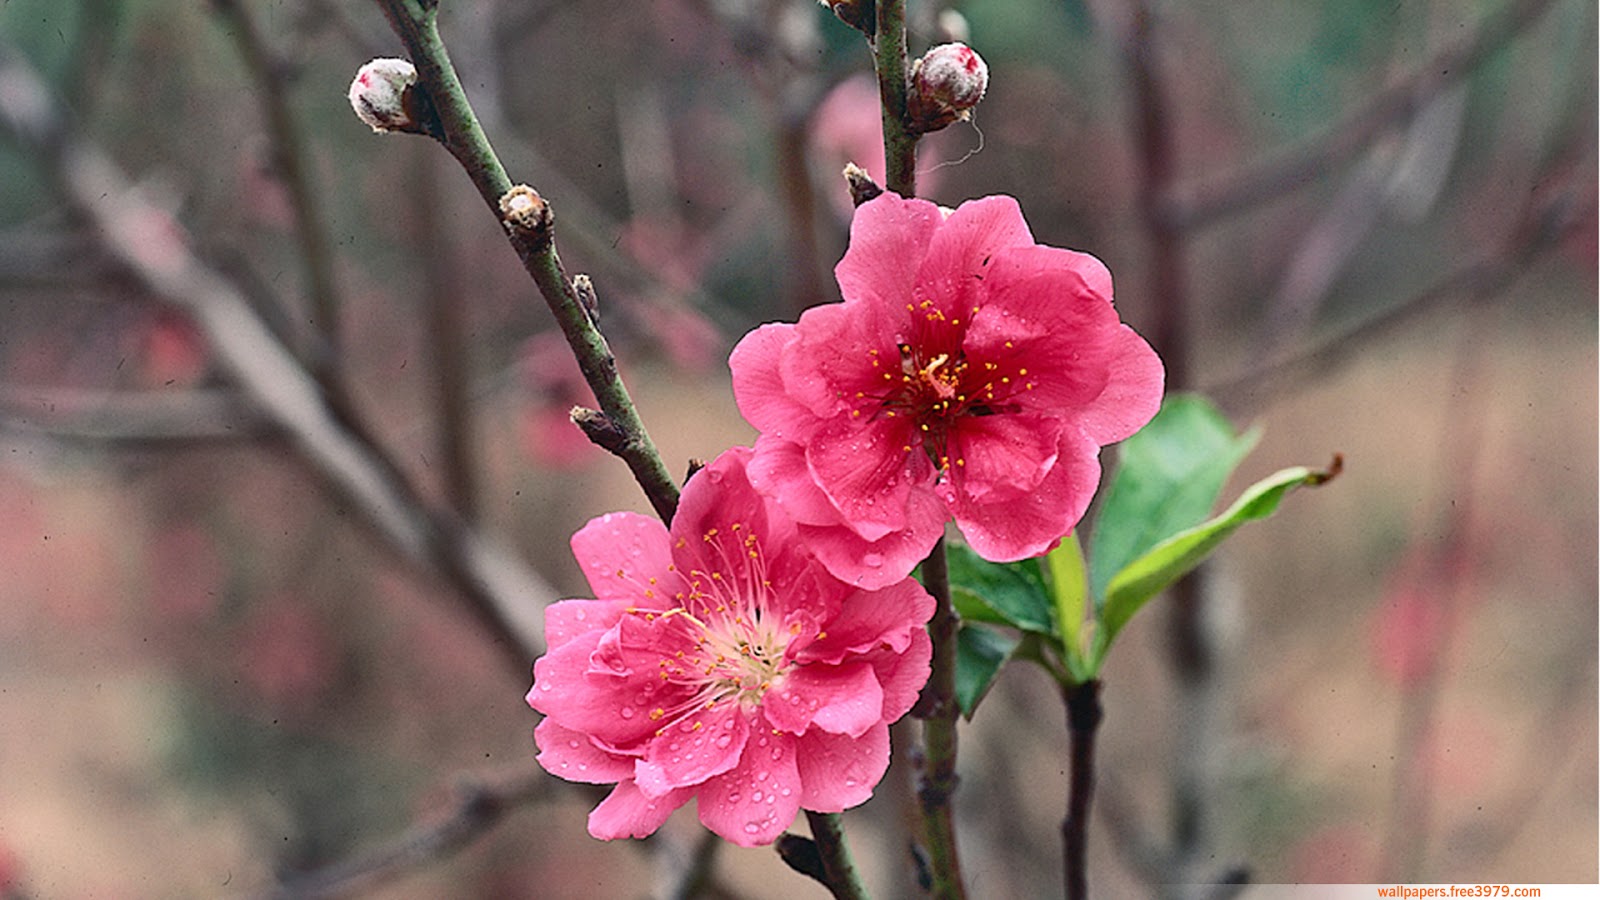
<box><xmin>905</xmin><ymin>43</ymin><xmax>988</xmax><ymax>135</ymax></box>
<box><xmin>499</xmin><ymin>184</ymin><xmax>553</xmax><ymax>243</ymax></box>
<box><xmin>818</xmin><ymin>0</ymin><xmax>875</xmax><ymax>37</ymax></box>
<box><xmin>349</xmin><ymin>58</ymin><xmax>420</xmax><ymax>133</ymax></box>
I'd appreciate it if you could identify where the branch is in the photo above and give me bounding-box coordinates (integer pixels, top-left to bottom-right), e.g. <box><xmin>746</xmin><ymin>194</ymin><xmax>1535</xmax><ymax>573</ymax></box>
<box><xmin>211</xmin><ymin>0</ymin><xmax>346</xmax><ymax>382</ymax></box>
<box><xmin>0</xmin><ymin>385</ymin><xmax>269</xmax><ymax>443</ymax></box>
<box><xmin>1163</xmin><ymin>0</ymin><xmax>1562</xmax><ymax>230</ymax></box>
<box><xmin>371</xmin><ymin>0</ymin><xmax>680</xmax><ymax>523</ymax></box>
<box><xmin>912</xmin><ymin>537</ymin><xmax>966</xmax><ymax>900</ymax></box>
<box><xmin>873</xmin><ymin>0</ymin><xmax>917</xmax><ymax>197</ymax></box>
<box><xmin>264</xmin><ymin>767</ymin><xmax>551</xmax><ymax>899</ymax></box>
<box><xmin>0</xmin><ymin>40</ymin><xmax>552</xmax><ymax>668</ymax></box>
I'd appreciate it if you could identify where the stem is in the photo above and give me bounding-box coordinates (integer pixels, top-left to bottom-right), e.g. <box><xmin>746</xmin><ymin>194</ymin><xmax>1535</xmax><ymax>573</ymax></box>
<box><xmin>214</xmin><ymin>0</ymin><xmax>345</xmax><ymax>383</ymax></box>
<box><xmin>873</xmin><ymin>0</ymin><xmax>918</xmax><ymax>197</ymax></box>
<box><xmin>915</xmin><ymin>536</ymin><xmax>966</xmax><ymax>900</ymax></box>
<box><xmin>1062</xmin><ymin>680</ymin><xmax>1103</xmax><ymax>900</ymax></box>
<box><xmin>806</xmin><ymin>811</ymin><xmax>871</xmax><ymax>900</ymax></box>
<box><xmin>374</xmin><ymin>1</ymin><xmax>680</xmax><ymax>523</ymax></box>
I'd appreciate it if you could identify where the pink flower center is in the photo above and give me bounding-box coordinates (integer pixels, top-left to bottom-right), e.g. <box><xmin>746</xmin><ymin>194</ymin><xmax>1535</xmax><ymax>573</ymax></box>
<box><xmin>851</xmin><ymin>299</ymin><xmax>1037</xmax><ymax>472</ymax></box>
<box><xmin>631</xmin><ymin>524</ymin><xmax>812</xmax><ymax>735</ymax></box>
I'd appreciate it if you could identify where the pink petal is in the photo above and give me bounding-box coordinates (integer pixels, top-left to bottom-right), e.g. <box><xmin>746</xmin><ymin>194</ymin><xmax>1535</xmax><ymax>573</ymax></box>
<box><xmin>835</xmin><ymin>193</ymin><xmax>942</xmax><ymax>312</ymax></box>
<box><xmin>779</xmin><ymin>300</ymin><xmax>907</xmax><ymax>423</ymax></box>
<box><xmin>801</xmin><ymin>578</ymin><xmax>935</xmax><ymax>664</ymax></box>
<box><xmin>945</xmin><ymin>413</ymin><xmax>1064</xmax><ymax>504</ymax></box>
<box><xmin>799</xmin><ymin>487</ymin><xmax>947</xmax><ymax>591</ymax></box>
<box><xmin>671</xmin><ymin>448</ymin><xmax>812</xmax><ymax>601</ymax></box>
<box><xmin>534</xmin><ymin>718</ymin><xmax>636</xmax><ymax>784</ymax></box>
<box><xmin>946</xmin><ymin>428</ymin><xmax>1102</xmax><ymax>562</ymax></box>
<box><xmin>963</xmin><ymin>245</ymin><xmax>1123</xmax><ymax>412</ymax></box>
<box><xmin>544</xmin><ymin>598</ymin><xmax>634</xmax><ymax>650</ymax></box>
<box><xmin>696</xmin><ymin>728</ymin><xmax>803</xmax><ymax>847</ymax></box>
<box><xmin>729</xmin><ymin>323</ymin><xmax>814</xmax><ymax>437</ymax></box>
<box><xmin>529</xmin><ymin>617</ymin><xmax>694</xmax><ymax>748</ymax></box>
<box><xmin>915</xmin><ymin>195</ymin><xmax>1036</xmax><ymax>320</ymax></box>
<box><xmin>1072</xmin><ymin>324</ymin><xmax>1165</xmax><ymax>445</ymax></box>
<box><xmin>863</xmin><ymin>626</ymin><xmax>933</xmax><ymax>722</ymax></box>
<box><xmin>748</xmin><ymin>434</ymin><xmax>848</xmax><ymax>527</ymax></box>
<box><xmin>634</xmin><ymin>701</ymin><xmax>751</xmax><ymax>797</ymax></box>
<box><xmin>794</xmin><ymin>722</ymin><xmax>891</xmax><ymax>813</ymax></box>
<box><xmin>764</xmin><ymin>660</ymin><xmax>883</xmax><ymax>738</ymax></box>
<box><xmin>806</xmin><ymin>416</ymin><xmax>921</xmax><ymax>542</ymax></box>
<box><xmin>588</xmin><ymin>779</ymin><xmax>693</xmax><ymax>841</ymax></box>
<box><xmin>570</xmin><ymin>512</ymin><xmax>679</xmax><ymax>605</ymax></box>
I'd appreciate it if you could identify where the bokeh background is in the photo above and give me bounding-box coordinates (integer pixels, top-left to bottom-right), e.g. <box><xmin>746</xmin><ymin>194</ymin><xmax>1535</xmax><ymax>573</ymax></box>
<box><xmin>0</xmin><ymin>0</ymin><xmax>1594</xmax><ymax>897</ymax></box>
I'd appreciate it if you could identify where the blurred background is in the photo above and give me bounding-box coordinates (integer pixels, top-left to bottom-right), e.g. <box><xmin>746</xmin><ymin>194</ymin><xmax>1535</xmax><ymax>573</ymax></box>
<box><xmin>0</xmin><ymin>0</ymin><xmax>1593</xmax><ymax>896</ymax></box>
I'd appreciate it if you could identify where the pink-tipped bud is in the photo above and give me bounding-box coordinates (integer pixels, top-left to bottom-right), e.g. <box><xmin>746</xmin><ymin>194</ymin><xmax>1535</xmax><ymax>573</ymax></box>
<box><xmin>906</xmin><ymin>42</ymin><xmax>988</xmax><ymax>134</ymax></box>
<box><xmin>349</xmin><ymin>58</ymin><xmax>420</xmax><ymax>133</ymax></box>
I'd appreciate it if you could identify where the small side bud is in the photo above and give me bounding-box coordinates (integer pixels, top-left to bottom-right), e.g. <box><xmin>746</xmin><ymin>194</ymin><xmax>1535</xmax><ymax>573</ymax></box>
<box><xmin>818</xmin><ymin>0</ymin><xmax>875</xmax><ymax>38</ymax></box>
<box><xmin>571</xmin><ymin>406</ymin><xmax>628</xmax><ymax>456</ymax></box>
<box><xmin>499</xmin><ymin>185</ymin><xmax>553</xmax><ymax>243</ymax></box>
<box><xmin>842</xmin><ymin>162</ymin><xmax>883</xmax><ymax>207</ymax></box>
<box><xmin>906</xmin><ymin>43</ymin><xmax>988</xmax><ymax>135</ymax></box>
<box><xmin>571</xmin><ymin>273</ymin><xmax>599</xmax><ymax>324</ymax></box>
<box><xmin>349</xmin><ymin>58</ymin><xmax>424</xmax><ymax>134</ymax></box>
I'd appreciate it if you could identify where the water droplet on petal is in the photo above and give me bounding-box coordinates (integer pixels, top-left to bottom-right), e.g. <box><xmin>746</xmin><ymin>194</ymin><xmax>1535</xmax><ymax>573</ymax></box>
<box><xmin>863</xmin><ymin>553</ymin><xmax>884</xmax><ymax>568</ymax></box>
<box><xmin>744</xmin><ymin>823</ymin><xmax>760</xmax><ymax>835</ymax></box>
<box><xmin>752</xmin><ymin>790</ymin><xmax>764</xmax><ymax>803</ymax></box>
<box><xmin>574</xmin><ymin>609</ymin><xmax>587</xmax><ymax>620</ymax></box>
<box><xmin>620</xmin><ymin>707</ymin><xmax>636</xmax><ymax>719</ymax></box>
<box><xmin>568</xmin><ymin>739</ymin><xmax>581</xmax><ymax>749</ymax></box>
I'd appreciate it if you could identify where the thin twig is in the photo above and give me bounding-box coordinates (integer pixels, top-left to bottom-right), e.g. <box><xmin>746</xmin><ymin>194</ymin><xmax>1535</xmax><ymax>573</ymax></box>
<box><xmin>806</xmin><ymin>811</ymin><xmax>871</xmax><ymax>900</ymax></box>
<box><xmin>264</xmin><ymin>768</ymin><xmax>551</xmax><ymax>899</ymax></box>
<box><xmin>212</xmin><ymin>0</ymin><xmax>346</xmax><ymax>384</ymax></box>
<box><xmin>913</xmin><ymin>536</ymin><xmax>966</xmax><ymax>900</ymax></box>
<box><xmin>1163</xmin><ymin>0</ymin><xmax>1562</xmax><ymax>229</ymax></box>
<box><xmin>873</xmin><ymin>0</ymin><xmax>917</xmax><ymax>197</ymax></box>
<box><xmin>372</xmin><ymin>0</ymin><xmax>680</xmax><ymax>524</ymax></box>
<box><xmin>0</xmin><ymin>41</ymin><xmax>552</xmax><ymax>668</ymax></box>
<box><xmin>0</xmin><ymin>385</ymin><xmax>268</xmax><ymax>443</ymax></box>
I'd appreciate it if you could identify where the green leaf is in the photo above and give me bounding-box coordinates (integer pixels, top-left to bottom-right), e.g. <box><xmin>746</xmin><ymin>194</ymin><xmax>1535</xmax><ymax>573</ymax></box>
<box><xmin>1091</xmin><ymin>459</ymin><xmax>1341</xmax><ymax>669</ymax></box>
<box><xmin>1045</xmin><ymin>532</ymin><xmax>1089</xmax><ymax>673</ymax></box>
<box><xmin>1088</xmin><ymin>394</ymin><xmax>1260</xmax><ymax>601</ymax></box>
<box><xmin>955</xmin><ymin>624</ymin><xmax>1021</xmax><ymax>719</ymax></box>
<box><xmin>946</xmin><ymin>541</ymin><xmax>1055</xmax><ymax>636</ymax></box>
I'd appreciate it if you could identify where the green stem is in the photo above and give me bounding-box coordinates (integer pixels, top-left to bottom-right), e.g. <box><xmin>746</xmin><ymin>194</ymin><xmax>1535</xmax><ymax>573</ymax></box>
<box><xmin>916</xmin><ymin>536</ymin><xmax>967</xmax><ymax>900</ymax></box>
<box><xmin>873</xmin><ymin>0</ymin><xmax>918</xmax><ymax>197</ymax></box>
<box><xmin>373</xmin><ymin>1</ymin><xmax>680</xmax><ymax>523</ymax></box>
<box><xmin>806</xmin><ymin>811</ymin><xmax>871</xmax><ymax>900</ymax></box>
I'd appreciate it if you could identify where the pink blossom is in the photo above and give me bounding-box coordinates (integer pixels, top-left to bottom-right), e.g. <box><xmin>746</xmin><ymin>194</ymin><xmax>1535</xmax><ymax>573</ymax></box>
<box><xmin>731</xmin><ymin>193</ymin><xmax>1163</xmax><ymax>587</ymax></box>
<box><xmin>526</xmin><ymin>447</ymin><xmax>933</xmax><ymax>847</ymax></box>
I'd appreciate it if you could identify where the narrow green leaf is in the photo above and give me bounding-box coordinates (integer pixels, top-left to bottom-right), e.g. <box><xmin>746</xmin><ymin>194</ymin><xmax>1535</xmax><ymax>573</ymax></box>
<box><xmin>945</xmin><ymin>541</ymin><xmax>1055</xmax><ymax>636</ymax></box>
<box><xmin>1088</xmin><ymin>394</ymin><xmax>1260</xmax><ymax>601</ymax></box>
<box><xmin>955</xmin><ymin>624</ymin><xmax>1021</xmax><ymax>720</ymax></box>
<box><xmin>1046</xmin><ymin>532</ymin><xmax>1089</xmax><ymax>668</ymax></box>
<box><xmin>1091</xmin><ymin>459</ymin><xmax>1341</xmax><ymax>669</ymax></box>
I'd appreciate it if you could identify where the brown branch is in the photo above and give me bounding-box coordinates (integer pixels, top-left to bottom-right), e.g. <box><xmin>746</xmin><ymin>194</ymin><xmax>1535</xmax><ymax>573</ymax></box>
<box><xmin>0</xmin><ymin>41</ymin><xmax>552</xmax><ymax>668</ymax></box>
<box><xmin>1164</xmin><ymin>0</ymin><xmax>1562</xmax><ymax>230</ymax></box>
<box><xmin>263</xmin><ymin>768</ymin><xmax>551</xmax><ymax>899</ymax></box>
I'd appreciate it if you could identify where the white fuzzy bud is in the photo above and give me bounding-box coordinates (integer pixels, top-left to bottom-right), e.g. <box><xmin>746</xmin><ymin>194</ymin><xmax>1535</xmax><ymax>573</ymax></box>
<box><xmin>906</xmin><ymin>43</ymin><xmax>988</xmax><ymax>135</ymax></box>
<box><xmin>349</xmin><ymin>58</ymin><xmax>419</xmax><ymax>134</ymax></box>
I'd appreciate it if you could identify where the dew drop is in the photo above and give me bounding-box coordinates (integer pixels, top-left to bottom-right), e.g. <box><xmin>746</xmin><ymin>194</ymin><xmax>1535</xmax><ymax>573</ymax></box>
<box><xmin>752</xmin><ymin>790</ymin><xmax>764</xmax><ymax>803</ymax></box>
<box><xmin>620</xmin><ymin>707</ymin><xmax>636</xmax><ymax>719</ymax></box>
<box><xmin>743</xmin><ymin>823</ymin><xmax>760</xmax><ymax>835</ymax></box>
<box><xmin>863</xmin><ymin>553</ymin><xmax>884</xmax><ymax>568</ymax></box>
<box><xmin>568</xmin><ymin>739</ymin><xmax>580</xmax><ymax>749</ymax></box>
<box><xmin>577</xmin><ymin>763</ymin><xmax>588</xmax><ymax>772</ymax></box>
<box><xmin>574</xmin><ymin>609</ymin><xmax>588</xmax><ymax>621</ymax></box>
<box><xmin>780</xmin><ymin>787</ymin><xmax>792</xmax><ymax>797</ymax></box>
<box><xmin>729</xmin><ymin>792</ymin><xmax>742</xmax><ymax>803</ymax></box>
<box><xmin>756</xmin><ymin>770</ymin><xmax>769</xmax><ymax>782</ymax></box>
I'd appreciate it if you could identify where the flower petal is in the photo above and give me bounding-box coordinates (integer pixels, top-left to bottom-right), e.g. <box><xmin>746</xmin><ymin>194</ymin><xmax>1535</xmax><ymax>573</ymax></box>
<box><xmin>1073</xmin><ymin>324</ymin><xmax>1164</xmax><ymax>445</ymax></box>
<box><xmin>801</xmin><ymin>578</ymin><xmax>935</xmax><ymax>664</ymax></box>
<box><xmin>916</xmin><ymin>194</ymin><xmax>1036</xmax><ymax>320</ymax></box>
<box><xmin>729</xmin><ymin>323</ymin><xmax>814</xmax><ymax>437</ymax></box>
<box><xmin>794</xmin><ymin>722</ymin><xmax>891</xmax><ymax>813</ymax></box>
<box><xmin>588</xmin><ymin>779</ymin><xmax>692</xmax><ymax>841</ymax></box>
<box><xmin>806</xmin><ymin>415</ymin><xmax>921</xmax><ymax>542</ymax></box>
<box><xmin>764</xmin><ymin>660</ymin><xmax>883</xmax><ymax>738</ymax></box>
<box><xmin>544</xmin><ymin>598</ymin><xmax>634</xmax><ymax>650</ymax></box>
<box><xmin>570</xmin><ymin>512</ymin><xmax>679</xmax><ymax>606</ymax></box>
<box><xmin>696</xmin><ymin>728</ymin><xmax>802</xmax><ymax>847</ymax></box>
<box><xmin>798</xmin><ymin>487</ymin><xmax>946</xmax><ymax>591</ymax></box>
<box><xmin>634</xmin><ymin>702</ymin><xmax>750</xmax><ymax>797</ymax></box>
<box><xmin>534</xmin><ymin>717</ymin><xmax>636</xmax><ymax>785</ymax></box>
<box><xmin>528</xmin><ymin>616</ymin><xmax>695</xmax><ymax>748</ymax></box>
<box><xmin>835</xmin><ymin>193</ymin><xmax>942</xmax><ymax>312</ymax></box>
<box><xmin>945</xmin><ymin>412</ymin><xmax>1064</xmax><ymax>503</ymax></box>
<box><xmin>946</xmin><ymin>427</ymin><xmax>1103</xmax><ymax>562</ymax></box>
<box><xmin>864</xmin><ymin>626</ymin><xmax>933</xmax><ymax>722</ymax></box>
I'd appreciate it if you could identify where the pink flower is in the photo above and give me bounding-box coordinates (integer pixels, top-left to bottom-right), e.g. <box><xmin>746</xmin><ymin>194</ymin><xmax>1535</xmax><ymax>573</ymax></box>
<box><xmin>731</xmin><ymin>193</ymin><xmax>1163</xmax><ymax>587</ymax></box>
<box><xmin>526</xmin><ymin>447</ymin><xmax>933</xmax><ymax>847</ymax></box>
